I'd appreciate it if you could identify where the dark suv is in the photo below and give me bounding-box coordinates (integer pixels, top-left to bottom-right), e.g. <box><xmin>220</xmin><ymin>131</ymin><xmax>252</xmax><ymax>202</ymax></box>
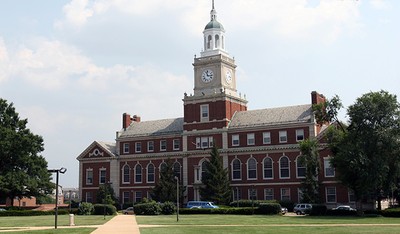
<box><xmin>293</xmin><ymin>203</ymin><xmax>312</xmax><ymax>215</ymax></box>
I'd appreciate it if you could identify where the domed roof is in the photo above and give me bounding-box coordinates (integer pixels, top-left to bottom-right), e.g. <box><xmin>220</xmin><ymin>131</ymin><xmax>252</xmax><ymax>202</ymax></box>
<box><xmin>205</xmin><ymin>19</ymin><xmax>224</xmax><ymax>30</ymax></box>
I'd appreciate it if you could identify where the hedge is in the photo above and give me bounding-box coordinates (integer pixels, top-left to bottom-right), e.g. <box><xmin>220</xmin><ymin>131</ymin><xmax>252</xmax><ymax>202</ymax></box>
<box><xmin>256</xmin><ymin>203</ymin><xmax>281</xmax><ymax>215</ymax></box>
<box><xmin>133</xmin><ymin>202</ymin><xmax>162</xmax><ymax>215</ymax></box>
<box><xmin>309</xmin><ymin>204</ymin><xmax>327</xmax><ymax>216</ymax></box>
<box><xmin>93</xmin><ymin>204</ymin><xmax>117</xmax><ymax>215</ymax></box>
<box><xmin>229</xmin><ymin>200</ymin><xmax>279</xmax><ymax>208</ymax></box>
<box><xmin>380</xmin><ymin>208</ymin><xmax>400</xmax><ymax>217</ymax></box>
<box><xmin>180</xmin><ymin>207</ymin><xmax>256</xmax><ymax>215</ymax></box>
<box><xmin>0</xmin><ymin>209</ymin><xmax>69</xmax><ymax>217</ymax></box>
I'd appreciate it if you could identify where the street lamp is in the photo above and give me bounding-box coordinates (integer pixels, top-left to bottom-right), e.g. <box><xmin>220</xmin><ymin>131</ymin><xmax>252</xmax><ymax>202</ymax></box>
<box><xmin>48</xmin><ymin>167</ymin><xmax>67</xmax><ymax>229</ymax></box>
<box><xmin>103</xmin><ymin>181</ymin><xmax>112</xmax><ymax>220</ymax></box>
<box><xmin>175</xmin><ymin>176</ymin><xmax>179</xmax><ymax>222</ymax></box>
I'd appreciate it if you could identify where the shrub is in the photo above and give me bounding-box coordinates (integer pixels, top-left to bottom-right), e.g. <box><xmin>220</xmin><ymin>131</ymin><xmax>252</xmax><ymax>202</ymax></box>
<box><xmin>134</xmin><ymin>202</ymin><xmax>161</xmax><ymax>215</ymax></box>
<box><xmin>93</xmin><ymin>204</ymin><xmax>117</xmax><ymax>215</ymax></box>
<box><xmin>78</xmin><ymin>202</ymin><xmax>94</xmax><ymax>215</ymax></box>
<box><xmin>121</xmin><ymin>202</ymin><xmax>134</xmax><ymax>210</ymax></box>
<box><xmin>229</xmin><ymin>200</ymin><xmax>277</xmax><ymax>207</ymax></box>
<box><xmin>381</xmin><ymin>208</ymin><xmax>400</xmax><ymax>217</ymax></box>
<box><xmin>257</xmin><ymin>203</ymin><xmax>281</xmax><ymax>215</ymax></box>
<box><xmin>309</xmin><ymin>204</ymin><xmax>327</xmax><ymax>216</ymax></box>
<box><xmin>161</xmin><ymin>201</ymin><xmax>176</xmax><ymax>215</ymax></box>
<box><xmin>180</xmin><ymin>207</ymin><xmax>264</xmax><ymax>215</ymax></box>
<box><xmin>326</xmin><ymin>209</ymin><xmax>357</xmax><ymax>216</ymax></box>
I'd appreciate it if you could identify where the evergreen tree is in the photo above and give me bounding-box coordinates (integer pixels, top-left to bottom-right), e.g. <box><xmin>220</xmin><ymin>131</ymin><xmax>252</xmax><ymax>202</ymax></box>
<box><xmin>200</xmin><ymin>145</ymin><xmax>231</xmax><ymax>205</ymax></box>
<box><xmin>151</xmin><ymin>159</ymin><xmax>184</xmax><ymax>203</ymax></box>
<box><xmin>0</xmin><ymin>98</ymin><xmax>53</xmax><ymax>206</ymax></box>
<box><xmin>299</xmin><ymin>139</ymin><xmax>321</xmax><ymax>203</ymax></box>
<box><xmin>96</xmin><ymin>183</ymin><xmax>117</xmax><ymax>204</ymax></box>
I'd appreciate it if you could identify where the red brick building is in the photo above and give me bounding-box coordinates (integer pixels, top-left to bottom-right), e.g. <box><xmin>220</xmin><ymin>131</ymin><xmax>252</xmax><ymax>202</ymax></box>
<box><xmin>77</xmin><ymin>3</ymin><xmax>353</xmax><ymax>208</ymax></box>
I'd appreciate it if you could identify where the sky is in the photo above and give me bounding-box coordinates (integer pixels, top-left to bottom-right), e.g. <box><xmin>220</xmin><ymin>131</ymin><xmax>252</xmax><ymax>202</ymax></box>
<box><xmin>0</xmin><ymin>0</ymin><xmax>399</xmax><ymax>188</ymax></box>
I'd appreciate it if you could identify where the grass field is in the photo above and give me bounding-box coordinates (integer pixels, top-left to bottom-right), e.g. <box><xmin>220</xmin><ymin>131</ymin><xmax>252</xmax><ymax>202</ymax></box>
<box><xmin>136</xmin><ymin>214</ymin><xmax>400</xmax><ymax>234</ymax></box>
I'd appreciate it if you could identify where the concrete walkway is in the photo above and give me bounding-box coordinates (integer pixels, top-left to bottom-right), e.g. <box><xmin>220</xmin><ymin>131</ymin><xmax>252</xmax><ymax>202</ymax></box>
<box><xmin>91</xmin><ymin>214</ymin><xmax>140</xmax><ymax>234</ymax></box>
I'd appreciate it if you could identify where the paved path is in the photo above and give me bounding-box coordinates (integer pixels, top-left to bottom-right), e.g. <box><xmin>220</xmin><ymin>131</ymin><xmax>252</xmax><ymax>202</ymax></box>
<box><xmin>91</xmin><ymin>214</ymin><xmax>140</xmax><ymax>234</ymax></box>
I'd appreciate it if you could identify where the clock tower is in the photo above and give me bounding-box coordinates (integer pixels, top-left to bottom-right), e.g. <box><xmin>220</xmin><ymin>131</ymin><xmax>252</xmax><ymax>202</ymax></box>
<box><xmin>183</xmin><ymin>1</ymin><xmax>247</xmax><ymax>131</ymax></box>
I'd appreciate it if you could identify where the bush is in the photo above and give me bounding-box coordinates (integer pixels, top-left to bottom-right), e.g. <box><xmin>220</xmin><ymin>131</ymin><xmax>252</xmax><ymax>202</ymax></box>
<box><xmin>180</xmin><ymin>207</ymin><xmax>271</xmax><ymax>215</ymax></box>
<box><xmin>381</xmin><ymin>208</ymin><xmax>400</xmax><ymax>217</ymax></box>
<box><xmin>134</xmin><ymin>202</ymin><xmax>161</xmax><ymax>215</ymax></box>
<box><xmin>326</xmin><ymin>209</ymin><xmax>357</xmax><ymax>216</ymax></box>
<box><xmin>256</xmin><ymin>203</ymin><xmax>281</xmax><ymax>215</ymax></box>
<box><xmin>93</xmin><ymin>204</ymin><xmax>117</xmax><ymax>215</ymax></box>
<box><xmin>309</xmin><ymin>204</ymin><xmax>327</xmax><ymax>216</ymax></box>
<box><xmin>161</xmin><ymin>202</ymin><xmax>176</xmax><ymax>215</ymax></box>
<box><xmin>121</xmin><ymin>202</ymin><xmax>134</xmax><ymax>210</ymax></box>
<box><xmin>229</xmin><ymin>200</ymin><xmax>278</xmax><ymax>207</ymax></box>
<box><xmin>78</xmin><ymin>202</ymin><xmax>94</xmax><ymax>215</ymax></box>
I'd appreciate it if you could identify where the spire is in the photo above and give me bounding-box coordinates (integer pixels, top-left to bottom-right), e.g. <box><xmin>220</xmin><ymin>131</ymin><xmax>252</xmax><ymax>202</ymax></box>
<box><xmin>210</xmin><ymin>0</ymin><xmax>217</xmax><ymax>21</ymax></box>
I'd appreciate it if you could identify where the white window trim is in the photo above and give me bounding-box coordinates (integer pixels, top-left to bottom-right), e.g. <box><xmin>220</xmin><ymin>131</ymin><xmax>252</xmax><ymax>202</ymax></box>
<box><xmin>296</xmin><ymin>129</ymin><xmax>305</xmax><ymax>142</ymax></box>
<box><xmin>279</xmin><ymin>156</ymin><xmax>290</xmax><ymax>179</ymax></box>
<box><xmin>279</xmin><ymin>131</ymin><xmax>287</xmax><ymax>143</ymax></box>
<box><xmin>147</xmin><ymin>141</ymin><xmax>154</xmax><ymax>152</ymax></box>
<box><xmin>200</xmin><ymin>104</ymin><xmax>209</xmax><ymax>122</ymax></box>
<box><xmin>123</xmin><ymin>143</ymin><xmax>129</xmax><ymax>154</ymax></box>
<box><xmin>247</xmin><ymin>133</ymin><xmax>255</xmax><ymax>146</ymax></box>
<box><xmin>173</xmin><ymin>139</ymin><xmax>180</xmax><ymax>151</ymax></box>
<box><xmin>99</xmin><ymin>168</ymin><xmax>107</xmax><ymax>184</ymax></box>
<box><xmin>324</xmin><ymin>156</ymin><xmax>335</xmax><ymax>177</ymax></box>
<box><xmin>296</xmin><ymin>155</ymin><xmax>306</xmax><ymax>179</ymax></box>
<box><xmin>160</xmin><ymin>140</ymin><xmax>167</xmax><ymax>151</ymax></box>
<box><xmin>135</xmin><ymin>164</ymin><xmax>142</xmax><ymax>184</ymax></box>
<box><xmin>264</xmin><ymin>188</ymin><xmax>274</xmax><ymax>200</ymax></box>
<box><xmin>122</xmin><ymin>164</ymin><xmax>130</xmax><ymax>184</ymax></box>
<box><xmin>263</xmin><ymin>132</ymin><xmax>271</xmax><ymax>144</ymax></box>
<box><xmin>248</xmin><ymin>188</ymin><xmax>257</xmax><ymax>200</ymax></box>
<box><xmin>247</xmin><ymin>157</ymin><xmax>257</xmax><ymax>180</ymax></box>
<box><xmin>280</xmin><ymin>188</ymin><xmax>291</xmax><ymax>201</ymax></box>
<box><xmin>86</xmin><ymin>168</ymin><xmax>93</xmax><ymax>185</ymax></box>
<box><xmin>262</xmin><ymin>156</ymin><xmax>274</xmax><ymax>180</ymax></box>
<box><xmin>135</xmin><ymin>142</ymin><xmax>141</xmax><ymax>153</ymax></box>
<box><xmin>326</xmin><ymin>187</ymin><xmax>337</xmax><ymax>203</ymax></box>
<box><xmin>147</xmin><ymin>163</ymin><xmax>155</xmax><ymax>183</ymax></box>
<box><xmin>232</xmin><ymin>134</ymin><xmax>239</xmax><ymax>146</ymax></box>
<box><xmin>231</xmin><ymin>158</ymin><xmax>242</xmax><ymax>181</ymax></box>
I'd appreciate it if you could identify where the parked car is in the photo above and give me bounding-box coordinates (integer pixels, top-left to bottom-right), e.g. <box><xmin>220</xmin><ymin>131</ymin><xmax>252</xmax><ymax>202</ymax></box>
<box><xmin>123</xmin><ymin>207</ymin><xmax>134</xmax><ymax>215</ymax></box>
<box><xmin>186</xmin><ymin>201</ymin><xmax>219</xmax><ymax>209</ymax></box>
<box><xmin>0</xmin><ymin>208</ymin><xmax>6</xmax><ymax>212</ymax></box>
<box><xmin>293</xmin><ymin>203</ymin><xmax>312</xmax><ymax>215</ymax></box>
<box><xmin>332</xmin><ymin>205</ymin><xmax>356</xmax><ymax>211</ymax></box>
<box><xmin>281</xmin><ymin>206</ymin><xmax>288</xmax><ymax>215</ymax></box>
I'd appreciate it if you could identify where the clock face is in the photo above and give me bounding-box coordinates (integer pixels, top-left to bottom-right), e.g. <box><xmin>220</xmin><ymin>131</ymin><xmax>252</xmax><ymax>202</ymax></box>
<box><xmin>225</xmin><ymin>70</ymin><xmax>232</xmax><ymax>84</ymax></box>
<box><xmin>201</xmin><ymin>69</ymin><xmax>214</xmax><ymax>83</ymax></box>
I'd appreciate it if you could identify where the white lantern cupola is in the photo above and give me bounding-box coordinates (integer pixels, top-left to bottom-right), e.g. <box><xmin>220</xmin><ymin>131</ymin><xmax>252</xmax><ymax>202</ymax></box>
<box><xmin>201</xmin><ymin>0</ymin><xmax>228</xmax><ymax>57</ymax></box>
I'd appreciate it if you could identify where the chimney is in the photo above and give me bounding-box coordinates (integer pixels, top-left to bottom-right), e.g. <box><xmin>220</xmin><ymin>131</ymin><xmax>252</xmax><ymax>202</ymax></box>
<box><xmin>122</xmin><ymin>113</ymin><xmax>132</xmax><ymax>130</ymax></box>
<box><xmin>311</xmin><ymin>91</ymin><xmax>326</xmax><ymax>105</ymax></box>
<box><xmin>132</xmin><ymin>115</ymin><xmax>141</xmax><ymax>123</ymax></box>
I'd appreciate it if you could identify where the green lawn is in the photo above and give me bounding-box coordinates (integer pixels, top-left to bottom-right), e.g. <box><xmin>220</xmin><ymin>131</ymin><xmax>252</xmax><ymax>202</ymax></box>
<box><xmin>137</xmin><ymin>214</ymin><xmax>400</xmax><ymax>234</ymax></box>
<box><xmin>0</xmin><ymin>215</ymin><xmax>110</xmax><ymax>227</ymax></box>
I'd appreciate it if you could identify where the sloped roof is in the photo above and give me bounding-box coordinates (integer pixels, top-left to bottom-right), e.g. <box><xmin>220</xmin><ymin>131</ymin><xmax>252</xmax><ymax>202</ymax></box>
<box><xmin>119</xmin><ymin>118</ymin><xmax>184</xmax><ymax>138</ymax></box>
<box><xmin>76</xmin><ymin>141</ymin><xmax>116</xmax><ymax>160</ymax></box>
<box><xmin>229</xmin><ymin>104</ymin><xmax>312</xmax><ymax>129</ymax></box>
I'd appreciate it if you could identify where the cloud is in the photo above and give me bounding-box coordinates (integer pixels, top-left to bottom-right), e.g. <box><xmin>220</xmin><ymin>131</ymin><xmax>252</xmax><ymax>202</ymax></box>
<box><xmin>0</xmin><ymin>38</ymin><xmax>10</xmax><ymax>83</ymax></box>
<box><xmin>369</xmin><ymin>0</ymin><xmax>390</xmax><ymax>10</ymax></box>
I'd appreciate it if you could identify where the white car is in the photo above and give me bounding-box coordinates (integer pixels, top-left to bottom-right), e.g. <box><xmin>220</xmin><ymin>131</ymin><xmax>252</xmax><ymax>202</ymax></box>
<box><xmin>332</xmin><ymin>205</ymin><xmax>356</xmax><ymax>211</ymax></box>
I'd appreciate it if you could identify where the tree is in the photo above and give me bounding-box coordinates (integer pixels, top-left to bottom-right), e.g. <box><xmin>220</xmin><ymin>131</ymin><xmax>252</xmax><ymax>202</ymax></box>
<box><xmin>319</xmin><ymin>91</ymin><xmax>400</xmax><ymax>211</ymax></box>
<box><xmin>299</xmin><ymin>139</ymin><xmax>321</xmax><ymax>203</ymax></box>
<box><xmin>96</xmin><ymin>183</ymin><xmax>117</xmax><ymax>205</ymax></box>
<box><xmin>200</xmin><ymin>145</ymin><xmax>231</xmax><ymax>205</ymax></box>
<box><xmin>0</xmin><ymin>98</ymin><xmax>53</xmax><ymax>206</ymax></box>
<box><xmin>151</xmin><ymin>159</ymin><xmax>184</xmax><ymax>203</ymax></box>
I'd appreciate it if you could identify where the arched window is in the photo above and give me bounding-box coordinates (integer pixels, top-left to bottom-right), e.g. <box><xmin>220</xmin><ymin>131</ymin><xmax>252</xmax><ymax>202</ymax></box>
<box><xmin>215</xmin><ymin>35</ymin><xmax>220</xmax><ymax>48</ymax></box>
<box><xmin>263</xmin><ymin>157</ymin><xmax>273</xmax><ymax>179</ymax></box>
<box><xmin>160</xmin><ymin>162</ymin><xmax>167</xmax><ymax>173</ymax></box>
<box><xmin>207</xmin><ymin>35</ymin><xmax>212</xmax><ymax>49</ymax></box>
<box><xmin>147</xmin><ymin>163</ymin><xmax>155</xmax><ymax>183</ymax></box>
<box><xmin>135</xmin><ymin>164</ymin><xmax>142</xmax><ymax>183</ymax></box>
<box><xmin>279</xmin><ymin>156</ymin><xmax>290</xmax><ymax>178</ymax></box>
<box><xmin>232</xmin><ymin>158</ymin><xmax>241</xmax><ymax>180</ymax></box>
<box><xmin>173</xmin><ymin>162</ymin><xmax>181</xmax><ymax>180</ymax></box>
<box><xmin>201</xmin><ymin>160</ymin><xmax>208</xmax><ymax>182</ymax></box>
<box><xmin>296</xmin><ymin>155</ymin><xmax>306</xmax><ymax>178</ymax></box>
<box><xmin>247</xmin><ymin>158</ymin><xmax>257</xmax><ymax>179</ymax></box>
<box><xmin>122</xmin><ymin>164</ymin><xmax>130</xmax><ymax>183</ymax></box>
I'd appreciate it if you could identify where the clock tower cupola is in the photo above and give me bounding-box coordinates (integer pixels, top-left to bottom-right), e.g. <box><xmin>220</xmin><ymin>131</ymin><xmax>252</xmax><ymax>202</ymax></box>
<box><xmin>183</xmin><ymin>0</ymin><xmax>247</xmax><ymax>132</ymax></box>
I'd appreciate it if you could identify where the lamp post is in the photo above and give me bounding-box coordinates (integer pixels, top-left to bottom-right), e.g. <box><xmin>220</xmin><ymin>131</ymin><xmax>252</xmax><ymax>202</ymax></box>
<box><xmin>103</xmin><ymin>181</ymin><xmax>112</xmax><ymax>220</ymax></box>
<box><xmin>175</xmin><ymin>176</ymin><xmax>179</xmax><ymax>222</ymax></box>
<box><xmin>48</xmin><ymin>167</ymin><xmax>67</xmax><ymax>229</ymax></box>
<box><xmin>69</xmin><ymin>190</ymin><xmax>72</xmax><ymax>212</ymax></box>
